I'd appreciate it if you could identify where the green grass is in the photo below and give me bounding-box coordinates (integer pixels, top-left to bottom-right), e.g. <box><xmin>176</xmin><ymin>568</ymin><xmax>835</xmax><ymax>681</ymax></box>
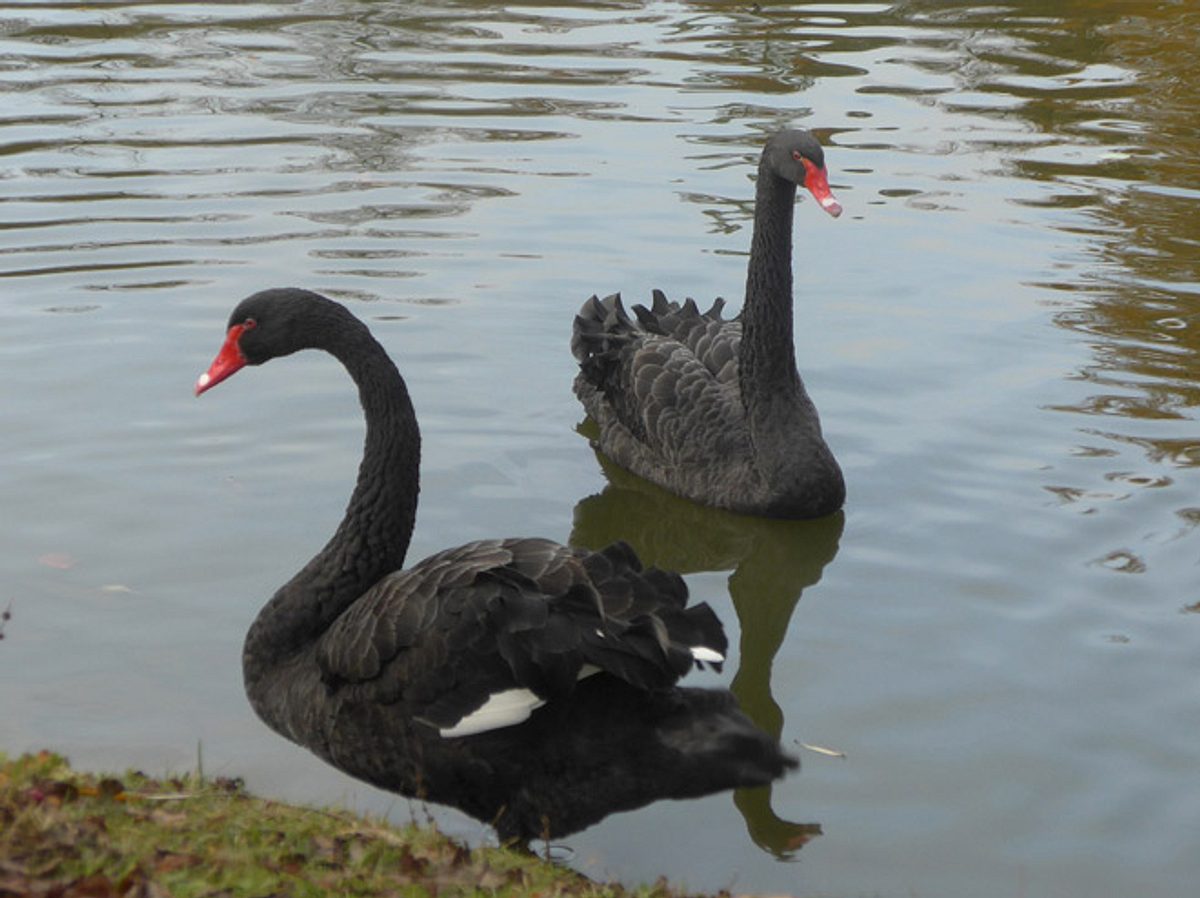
<box><xmin>0</xmin><ymin>751</ymin><xmax>724</xmax><ymax>898</ymax></box>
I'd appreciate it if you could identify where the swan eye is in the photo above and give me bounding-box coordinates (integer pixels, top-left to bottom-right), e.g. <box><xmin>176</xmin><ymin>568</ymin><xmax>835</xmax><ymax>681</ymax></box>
<box><xmin>243</xmin><ymin>317</ymin><xmax>257</xmax><ymax>331</ymax></box>
<box><xmin>792</xmin><ymin>150</ymin><xmax>803</xmax><ymax>162</ymax></box>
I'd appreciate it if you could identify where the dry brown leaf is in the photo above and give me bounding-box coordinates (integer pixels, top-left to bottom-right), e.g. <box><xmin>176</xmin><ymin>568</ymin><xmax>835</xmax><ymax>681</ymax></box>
<box><xmin>148</xmin><ymin>809</ymin><xmax>188</xmax><ymax>828</ymax></box>
<box><xmin>62</xmin><ymin>873</ymin><xmax>119</xmax><ymax>897</ymax></box>
<box><xmin>153</xmin><ymin>850</ymin><xmax>201</xmax><ymax>874</ymax></box>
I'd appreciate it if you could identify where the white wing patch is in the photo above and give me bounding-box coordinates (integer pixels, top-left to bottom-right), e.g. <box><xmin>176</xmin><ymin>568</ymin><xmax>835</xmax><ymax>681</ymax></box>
<box><xmin>438</xmin><ymin>650</ymin><xmax>719</xmax><ymax>739</ymax></box>
<box><xmin>691</xmin><ymin>645</ymin><xmax>724</xmax><ymax>664</ymax></box>
<box><xmin>438</xmin><ymin>667</ymin><xmax>605</xmax><ymax>739</ymax></box>
<box><xmin>438</xmin><ymin>687</ymin><xmax>547</xmax><ymax>738</ymax></box>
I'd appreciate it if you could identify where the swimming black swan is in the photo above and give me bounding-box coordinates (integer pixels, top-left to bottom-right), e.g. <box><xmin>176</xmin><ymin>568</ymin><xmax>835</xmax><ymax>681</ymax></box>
<box><xmin>572</xmin><ymin>129</ymin><xmax>845</xmax><ymax>519</ymax></box>
<box><xmin>195</xmin><ymin>288</ymin><xmax>795</xmax><ymax>843</ymax></box>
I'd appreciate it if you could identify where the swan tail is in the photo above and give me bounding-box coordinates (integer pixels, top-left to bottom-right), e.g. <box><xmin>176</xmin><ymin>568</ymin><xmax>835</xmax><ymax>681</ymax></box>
<box><xmin>491</xmin><ymin>682</ymin><xmax>798</xmax><ymax>842</ymax></box>
<box><xmin>651</xmin><ymin>687</ymin><xmax>800</xmax><ymax>790</ymax></box>
<box><xmin>572</xmin><ymin>541</ymin><xmax>728</xmax><ymax>689</ymax></box>
<box><xmin>571</xmin><ymin>293</ymin><xmax>640</xmax><ymax>364</ymax></box>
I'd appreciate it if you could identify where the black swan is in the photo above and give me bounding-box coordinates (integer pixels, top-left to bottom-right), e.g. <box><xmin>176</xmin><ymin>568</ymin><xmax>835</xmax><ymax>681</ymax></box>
<box><xmin>195</xmin><ymin>288</ymin><xmax>795</xmax><ymax>843</ymax></box>
<box><xmin>572</xmin><ymin>129</ymin><xmax>845</xmax><ymax>519</ymax></box>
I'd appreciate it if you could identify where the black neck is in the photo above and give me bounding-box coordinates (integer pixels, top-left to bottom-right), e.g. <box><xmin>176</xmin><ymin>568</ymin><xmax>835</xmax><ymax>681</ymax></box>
<box><xmin>740</xmin><ymin>161</ymin><xmax>801</xmax><ymax>410</ymax></box>
<box><xmin>244</xmin><ymin>313</ymin><xmax>420</xmax><ymax>677</ymax></box>
<box><xmin>736</xmin><ymin>157</ymin><xmax>845</xmax><ymax>517</ymax></box>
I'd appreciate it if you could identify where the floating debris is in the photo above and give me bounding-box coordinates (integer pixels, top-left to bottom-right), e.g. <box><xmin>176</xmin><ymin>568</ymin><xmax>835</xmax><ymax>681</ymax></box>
<box><xmin>798</xmin><ymin>741</ymin><xmax>847</xmax><ymax>759</ymax></box>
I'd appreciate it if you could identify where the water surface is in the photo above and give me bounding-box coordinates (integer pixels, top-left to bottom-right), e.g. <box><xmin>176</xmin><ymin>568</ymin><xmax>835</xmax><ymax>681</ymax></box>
<box><xmin>2</xmin><ymin>2</ymin><xmax>1198</xmax><ymax>896</ymax></box>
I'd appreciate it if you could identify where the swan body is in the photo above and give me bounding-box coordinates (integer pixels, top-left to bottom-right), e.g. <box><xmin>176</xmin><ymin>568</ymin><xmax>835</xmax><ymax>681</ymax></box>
<box><xmin>572</xmin><ymin>129</ymin><xmax>845</xmax><ymax>519</ymax></box>
<box><xmin>196</xmin><ymin>288</ymin><xmax>795</xmax><ymax>842</ymax></box>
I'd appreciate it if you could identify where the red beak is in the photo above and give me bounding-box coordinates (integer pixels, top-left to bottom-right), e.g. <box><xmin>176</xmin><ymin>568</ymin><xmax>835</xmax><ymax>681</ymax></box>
<box><xmin>195</xmin><ymin>323</ymin><xmax>249</xmax><ymax>396</ymax></box>
<box><xmin>802</xmin><ymin>159</ymin><xmax>843</xmax><ymax>218</ymax></box>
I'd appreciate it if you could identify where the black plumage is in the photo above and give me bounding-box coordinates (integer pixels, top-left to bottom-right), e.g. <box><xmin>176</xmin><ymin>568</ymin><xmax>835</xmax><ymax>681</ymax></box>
<box><xmin>572</xmin><ymin>129</ymin><xmax>846</xmax><ymax>519</ymax></box>
<box><xmin>196</xmin><ymin>288</ymin><xmax>795</xmax><ymax>842</ymax></box>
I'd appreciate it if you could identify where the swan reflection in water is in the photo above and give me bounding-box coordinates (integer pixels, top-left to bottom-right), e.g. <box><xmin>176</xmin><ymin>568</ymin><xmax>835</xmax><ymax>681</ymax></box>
<box><xmin>570</xmin><ymin>444</ymin><xmax>843</xmax><ymax>858</ymax></box>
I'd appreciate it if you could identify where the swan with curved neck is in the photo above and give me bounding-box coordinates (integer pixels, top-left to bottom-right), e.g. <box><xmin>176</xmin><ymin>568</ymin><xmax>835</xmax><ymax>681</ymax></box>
<box><xmin>196</xmin><ymin>288</ymin><xmax>795</xmax><ymax>842</ymax></box>
<box><xmin>572</xmin><ymin>129</ymin><xmax>845</xmax><ymax>519</ymax></box>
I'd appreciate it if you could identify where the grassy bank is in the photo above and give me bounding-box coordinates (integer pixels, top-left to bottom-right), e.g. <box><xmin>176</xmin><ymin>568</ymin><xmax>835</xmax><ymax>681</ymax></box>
<box><xmin>0</xmin><ymin>751</ymin><xmax>727</xmax><ymax>898</ymax></box>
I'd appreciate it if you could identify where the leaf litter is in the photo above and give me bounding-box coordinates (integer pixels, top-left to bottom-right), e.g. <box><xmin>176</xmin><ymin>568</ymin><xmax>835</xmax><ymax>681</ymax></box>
<box><xmin>0</xmin><ymin>750</ymin><xmax>740</xmax><ymax>898</ymax></box>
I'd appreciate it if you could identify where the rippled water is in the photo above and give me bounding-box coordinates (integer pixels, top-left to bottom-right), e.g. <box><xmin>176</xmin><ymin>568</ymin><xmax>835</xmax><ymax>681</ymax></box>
<box><xmin>3</xmin><ymin>2</ymin><xmax>1198</xmax><ymax>896</ymax></box>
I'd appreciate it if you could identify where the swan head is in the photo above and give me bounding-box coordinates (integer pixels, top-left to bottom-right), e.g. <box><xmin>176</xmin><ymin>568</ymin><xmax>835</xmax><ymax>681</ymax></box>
<box><xmin>195</xmin><ymin>288</ymin><xmax>349</xmax><ymax>395</ymax></box>
<box><xmin>764</xmin><ymin>129</ymin><xmax>843</xmax><ymax>218</ymax></box>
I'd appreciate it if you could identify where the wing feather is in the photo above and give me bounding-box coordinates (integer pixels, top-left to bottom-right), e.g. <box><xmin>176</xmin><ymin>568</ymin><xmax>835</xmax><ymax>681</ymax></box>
<box><xmin>314</xmin><ymin>538</ymin><xmax>725</xmax><ymax>737</ymax></box>
<box><xmin>572</xmin><ymin>290</ymin><xmax>749</xmax><ymax>470</ymax></box>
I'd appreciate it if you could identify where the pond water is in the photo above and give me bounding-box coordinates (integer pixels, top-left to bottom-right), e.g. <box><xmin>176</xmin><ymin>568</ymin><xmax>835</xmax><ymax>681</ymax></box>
<box><xmin>2</xmin><ymin>2</ymin><xmax>1198</xmax><ymax>896</ymax></box>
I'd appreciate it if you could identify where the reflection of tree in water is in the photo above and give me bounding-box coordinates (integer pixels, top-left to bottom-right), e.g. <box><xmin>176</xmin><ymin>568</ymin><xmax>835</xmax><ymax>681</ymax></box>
<box><xmin>647</xmin><ymin>2</ymin><xmax>1200</xmax><ymax>468</ymax></box>
<box><xmin>1001</xmin><ymin>8</ymin><xmax>1200</xmax><ymax>429</ymax></box>
<box><xmin>815</xmin><ymin>3</ymin><xmax>1200</xmax><ymax>555</ymax></box>
<box><xmin>569</xmin><ymin>448</ymin><xmax>842</xmax><ymax>858</ymax></box>
<box><xmin>899</xmin><ymin>4</ymin><xmax>1200</xmax><ymax>457</ymax></box>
